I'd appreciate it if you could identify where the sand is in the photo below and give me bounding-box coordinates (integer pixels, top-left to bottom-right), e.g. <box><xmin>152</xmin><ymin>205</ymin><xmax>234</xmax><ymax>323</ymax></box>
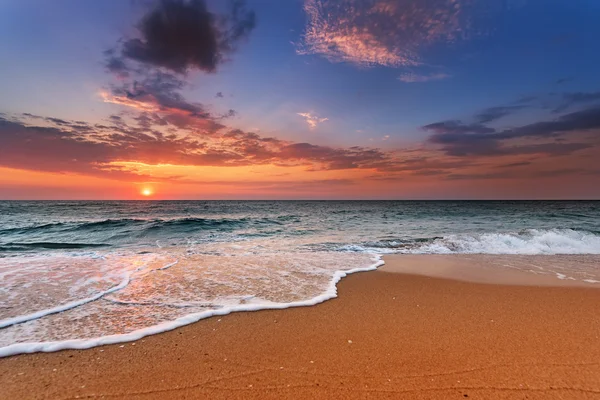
<box><xmin>1</xmin><ymin>255</ymin><xmax>599</xmax><ymax>399</ymax></box>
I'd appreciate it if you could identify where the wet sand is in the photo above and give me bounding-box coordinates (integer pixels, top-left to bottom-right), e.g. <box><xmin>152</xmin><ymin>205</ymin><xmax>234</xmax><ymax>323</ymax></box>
<box><xmin>1</xmin><ymin>255</ymin><xmax>599</xmax><ymax>399</ymax></box>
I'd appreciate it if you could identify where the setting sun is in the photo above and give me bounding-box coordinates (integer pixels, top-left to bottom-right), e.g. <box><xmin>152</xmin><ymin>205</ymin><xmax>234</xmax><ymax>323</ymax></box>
<box><xmin>141</xmin><ymin>188</ymin><xmax>153</xmax><ymax>197</ymax></box>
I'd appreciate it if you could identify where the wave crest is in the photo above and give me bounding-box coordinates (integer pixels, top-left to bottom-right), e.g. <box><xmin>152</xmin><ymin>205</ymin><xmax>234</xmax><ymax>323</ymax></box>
<box><xmin>406</xmin><ymin>229</ymin><xmax>600</xmax><ymax>255</ymax></box>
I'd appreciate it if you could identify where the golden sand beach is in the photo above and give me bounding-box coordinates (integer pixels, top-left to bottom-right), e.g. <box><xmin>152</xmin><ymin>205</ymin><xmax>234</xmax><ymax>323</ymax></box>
<box><xmin>1</xmin><ymin>255</ymin><xmax>599</xmax><ymax>400</ymax></box>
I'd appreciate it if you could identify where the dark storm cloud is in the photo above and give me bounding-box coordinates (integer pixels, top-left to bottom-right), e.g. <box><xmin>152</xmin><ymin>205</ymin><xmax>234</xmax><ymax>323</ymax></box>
<box><xmin>474</xmin><ymin>105</ymin><xmax>526</xmax><ymax>124</ymax></box>
<box><xmin>424</xmin><ymin>106</ymin><xmax>600</xmax><ymax>157</ymax></box>
<box><xmin>117</xmin><ymin>0</ymin><xmax>256</xmax><ymax>74</ymax></box>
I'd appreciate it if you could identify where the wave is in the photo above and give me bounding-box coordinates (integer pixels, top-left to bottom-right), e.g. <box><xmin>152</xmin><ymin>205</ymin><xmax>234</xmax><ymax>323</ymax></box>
<box><xmin>377</xmin><ymin>229</ymin><xmax>600</xmax><ymax>255</ymax></box>
<box><xmin>0</xmin><ymin>242</ymin><xmax>111</xmax><ymax>251</ymax></box>
<box><xmin>0</xmin><ymin>274</ymin><xmax>130</xmax><ymax>329</ymax></box>
<box><xmin>0</xmin><ymin>256</ymin><xmax>384</xmax><ymax>357</ymax></box>
<box><xmin>0</xmin><ymin>216</ymin><xmax>288</xmax><ymax>237</ymax></box>
<box><xmin>0</xmin><ymin>222</ymin><xmax>66</xmax><ymax>234</ymax></box>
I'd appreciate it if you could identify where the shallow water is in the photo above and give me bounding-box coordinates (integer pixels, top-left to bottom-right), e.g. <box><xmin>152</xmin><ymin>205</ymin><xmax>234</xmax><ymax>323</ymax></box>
<box><xmin>1</xmin><ymin>201</ymin><xmax>599</xmax><ymax>356</ymax></box>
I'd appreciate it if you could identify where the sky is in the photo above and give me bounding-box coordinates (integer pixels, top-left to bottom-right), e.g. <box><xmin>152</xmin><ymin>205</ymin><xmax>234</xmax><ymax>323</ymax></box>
<box><xmin>0</xmin><ymin>0</ymin><xmax>599</xmax><ymax>200</ymax></box>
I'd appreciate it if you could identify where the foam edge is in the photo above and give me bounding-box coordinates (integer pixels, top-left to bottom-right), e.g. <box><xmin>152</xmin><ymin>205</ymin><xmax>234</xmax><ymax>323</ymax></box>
<box><xmin>0</xmin><ymin>255</ymin><xmax>384</xmax><ymax>358</ymax></box>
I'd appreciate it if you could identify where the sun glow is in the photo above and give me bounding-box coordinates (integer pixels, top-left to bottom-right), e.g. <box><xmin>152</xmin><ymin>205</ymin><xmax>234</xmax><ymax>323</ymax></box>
<box><xmin>141</xmin><ymin>188</ymin><xmax>153</xmax><ymax>197</ymax></box>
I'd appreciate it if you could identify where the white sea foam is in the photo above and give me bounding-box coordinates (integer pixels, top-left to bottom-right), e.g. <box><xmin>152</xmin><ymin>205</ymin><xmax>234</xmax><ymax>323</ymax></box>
<box><xmin>406</xmin><ymin>229</ymin><xmax>600</xmax><ymax>255</ymax></box>
<box><xmin>0</xmin><ymin>255</ymin><xmax>383</xmax><ymax>358</ymax></box>
<box><xmin>0</xmin><ymin>275</ymin><xmax>130</xmax><ymax>329</ymax></box>
<box><xmin>2</xmin><ymin>201</ymin><xmax>598</xmax><ymax>358</ymax></box>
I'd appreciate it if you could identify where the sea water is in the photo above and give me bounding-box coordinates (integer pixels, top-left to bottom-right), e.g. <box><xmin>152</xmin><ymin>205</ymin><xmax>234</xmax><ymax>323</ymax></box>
<box><xmin>1</xmin><ymin>201</ymin><xmax>599</xmax><ymax>356</ymax></box>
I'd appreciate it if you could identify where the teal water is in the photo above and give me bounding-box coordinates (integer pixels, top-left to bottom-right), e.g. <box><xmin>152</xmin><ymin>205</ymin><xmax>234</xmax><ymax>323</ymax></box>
<box><xmin>0</xmin><ymin>201</ymin><xmax>599</xmax><ymax>355</ymax></box>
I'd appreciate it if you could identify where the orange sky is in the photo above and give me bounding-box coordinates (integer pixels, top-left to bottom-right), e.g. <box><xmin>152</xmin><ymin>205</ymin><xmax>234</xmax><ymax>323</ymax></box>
<box><xmin>1</xmin><ymin>0</ymin><xmax>599</xmax><ymax>199</ymax></box>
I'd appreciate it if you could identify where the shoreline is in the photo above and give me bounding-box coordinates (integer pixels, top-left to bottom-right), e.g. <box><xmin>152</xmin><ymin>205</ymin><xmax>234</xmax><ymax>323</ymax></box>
<box><xmin>0</xmin><ymin>256</ymin><xmax>385</xmax><ymax>358</ymax></box>
<box><xmin>4</xmin><ymin>254</ymin><xmax>594</xmax><ymax>358</ymax></box>
<box><xmin>381</xmin><ymin>254</ymin><xmax>600</xmax><ymax>287</ymax></box>
<box><xmin>1</xmin><ymin>255</ymin><xmax>599</xmax><ymax>399</ymax></box>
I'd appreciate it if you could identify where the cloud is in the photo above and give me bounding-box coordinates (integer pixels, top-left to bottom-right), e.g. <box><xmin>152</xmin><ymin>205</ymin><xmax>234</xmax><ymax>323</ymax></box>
<box><xmin>500</xmin><ymin>106</ymin><xmax>600</xmax><ymax>139</ymax></box>
<box><xmin>554</xmin><ymin>91</ymin><xmax>600</xmax><ymax>113</ymax></box>
<box><xmin>219</xmin><ymin>109</ymin><xmax>237</xmax><ymax>119</ymax></box>
<box><xmin>497</xmin><ymin>161</ymin><xmax>532</xmax><ymax>168</ymax></box>
<box><xmin>215</xmin><ymin>92</ymin><xmax>224</xmax><ymax>98</ymax></box>
<box><xmin>297</xmin><ymin>112</ymin><xmax>329</xmax><ymax>130</ymax></box>
<box><xmin>474</xmin><ymin>105</ymin><xmax>526</xmax><ymax>123</ymax></box>
<box><xmin>298</xmin><ymin>0</ymin><xmax>471</xmax><ymax>67</ymax></box>
<box><xmin>424</xmin><ymin>106</ymin><xmax>600</xmax><ymax>157</ymax></box>
<box><xmin>110</xmin><ymin>0</ymin><xmax>256</xmax><ymax>74</ymax></box>
<box><xmin>0</xmin><ymin>116</ymin><xmax>195</xmax><ymax>180</ymax></box>
<box><xmin>104</xmin><ymin>49</ymin><xmax>131</xmax><ymax>78</ymax></box>
<box><xmin>0</xmin><ymin>110</ymin><xmax>397</xmax><ymax>177</ymax></box>
<box><xmin>445</xmin><ymin>168</ymin><xmax>594</xmax><ymax>181</ymax></box>
<box><xmin>101</xmin><ymin>70</ymin><xmax>227</xmax><ymax>134</ymax></box>
<box><xmin>398</xmin><ymin>72</ymin><xmax>451</xmax><ymax>83</ymax></box>
<box><xmin>423</xmin><ymin>120</ymin><xmax>495</xmax><ymax>135</ymax></box>
<box><xmin>3</xmin><ymin>103</ymin><xmax>598</xmax><ymax>187</ymax></box>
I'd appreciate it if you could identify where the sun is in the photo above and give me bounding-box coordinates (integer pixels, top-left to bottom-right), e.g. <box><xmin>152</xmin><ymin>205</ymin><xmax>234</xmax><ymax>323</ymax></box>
<box><xmin>141</xmin><ymin>188</ymin><xmax>153</xmax><ymax>197</ymax></box>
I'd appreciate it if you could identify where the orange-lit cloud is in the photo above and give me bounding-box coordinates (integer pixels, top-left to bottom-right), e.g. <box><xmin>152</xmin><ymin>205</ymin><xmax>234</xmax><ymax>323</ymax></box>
<box><xmin>297</xmin><ymin>112</ymin><xmax>329</xmax><ymax>130</ymax></box>
<box><xmin>298</xmin><ymin>0</ymin><xmax>469</xmax><ymax>67</ymax></box>
<box><xmin>3</xmin><ymin>45</ymin><xmax>600</xmax><ymax>200</ymax></box>
<box><xmin>2</xmin><ymin>99</ymin><xmax>599</xmax><ymax>192</ymax></box>
<box><xmin>99</xmin><ymin>90</ymin><xmax>160</xmax><ymax>113</ymax></box>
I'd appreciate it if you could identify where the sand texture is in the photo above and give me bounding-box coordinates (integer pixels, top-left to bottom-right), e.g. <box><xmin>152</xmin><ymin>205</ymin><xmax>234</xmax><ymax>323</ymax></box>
<box><xmin>1</xmin><ymin>255</ymin><xmax>599</xmax><ymax>399</ymax></box>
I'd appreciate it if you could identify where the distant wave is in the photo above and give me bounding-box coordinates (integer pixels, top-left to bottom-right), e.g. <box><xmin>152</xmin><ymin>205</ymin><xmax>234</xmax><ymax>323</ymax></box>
<box><xmin>0</xmin><ymin>216</ymin><xmax>291</xmax><ymax>237</ymax></box>
<box><xmin>0</xmin><ymin>222</ymin><xmax>66</xmax><ymax>234</ymax></box>
<box><xmin>363</xmin><ymin>229</ymin><xmax>600</xmax><ymax>255</ymax></box>
<box><xmin>0</xmin><ymin>242</ymin><xmax>111</xmax><ymax>251</ymax></box>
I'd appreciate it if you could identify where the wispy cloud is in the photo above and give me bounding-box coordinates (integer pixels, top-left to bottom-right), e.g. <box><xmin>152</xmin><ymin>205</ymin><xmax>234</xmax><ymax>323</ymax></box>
<box><xmin>474</xmin><ymin>105</ymin><xmax>527</xmax><ymax>123</ymax></box>
<box><xmin>398</xmin><ymin>72</ymin><xmax>451</xmax><ymax>83</ymax></box>
<box><xmin>297</xmin><ymin>112</ymin><xmax>329</xmax><ymax>130</ymax></box>
<box><xmin>553</xmin><ymin>91</ymin><xmax>600</xmax><ymax>113</ymax></box>
<box><xmin>298</xmin><ymin>0</ymin><xmax>471</xmax><ymax>68</ymax></box>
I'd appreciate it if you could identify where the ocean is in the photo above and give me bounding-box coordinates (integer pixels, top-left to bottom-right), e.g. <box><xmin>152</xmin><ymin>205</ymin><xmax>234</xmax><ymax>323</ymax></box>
<box><xmin>1</xmin><ymin>200</ymin><xmax>599</xmax><ymax>357</ymax></box>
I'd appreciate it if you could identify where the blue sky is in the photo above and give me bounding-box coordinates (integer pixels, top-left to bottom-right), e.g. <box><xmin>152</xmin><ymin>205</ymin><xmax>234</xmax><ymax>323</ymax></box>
<box><xmin>0</xmin><ymin>0</ymin><xmax>599</xmax><ymax>199</ymax></box>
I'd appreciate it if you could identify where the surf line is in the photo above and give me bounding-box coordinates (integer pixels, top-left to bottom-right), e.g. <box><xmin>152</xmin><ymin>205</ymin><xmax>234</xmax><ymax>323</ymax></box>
<box><xmin>0</xmin><ymin>255</ymin><xmax>385</xmax><ymax>357</ymax></box>
<box><xmin>0</xmin><ymin>275</ymin><xmax>131</xmax><ymax>329</ymax></box>
<box><xmin>0</xmin><ymin>256</ymin><xmax>178</xmax><ymax>329</ymax></box>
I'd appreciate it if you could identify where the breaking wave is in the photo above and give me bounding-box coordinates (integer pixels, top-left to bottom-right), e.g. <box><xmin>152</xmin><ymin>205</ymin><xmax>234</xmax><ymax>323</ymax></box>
<box><xmin>371</xmin><ymin>229</ymin><xmax>600</xmax><ymax>255</ymax></box>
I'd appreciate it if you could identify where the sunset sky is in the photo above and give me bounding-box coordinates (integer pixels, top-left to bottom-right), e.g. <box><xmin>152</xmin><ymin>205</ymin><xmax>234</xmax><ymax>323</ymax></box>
<box><xmin>1</xmin><ymin>0</ymin><xmax>599</xmax><ymax>199</ymax></box>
